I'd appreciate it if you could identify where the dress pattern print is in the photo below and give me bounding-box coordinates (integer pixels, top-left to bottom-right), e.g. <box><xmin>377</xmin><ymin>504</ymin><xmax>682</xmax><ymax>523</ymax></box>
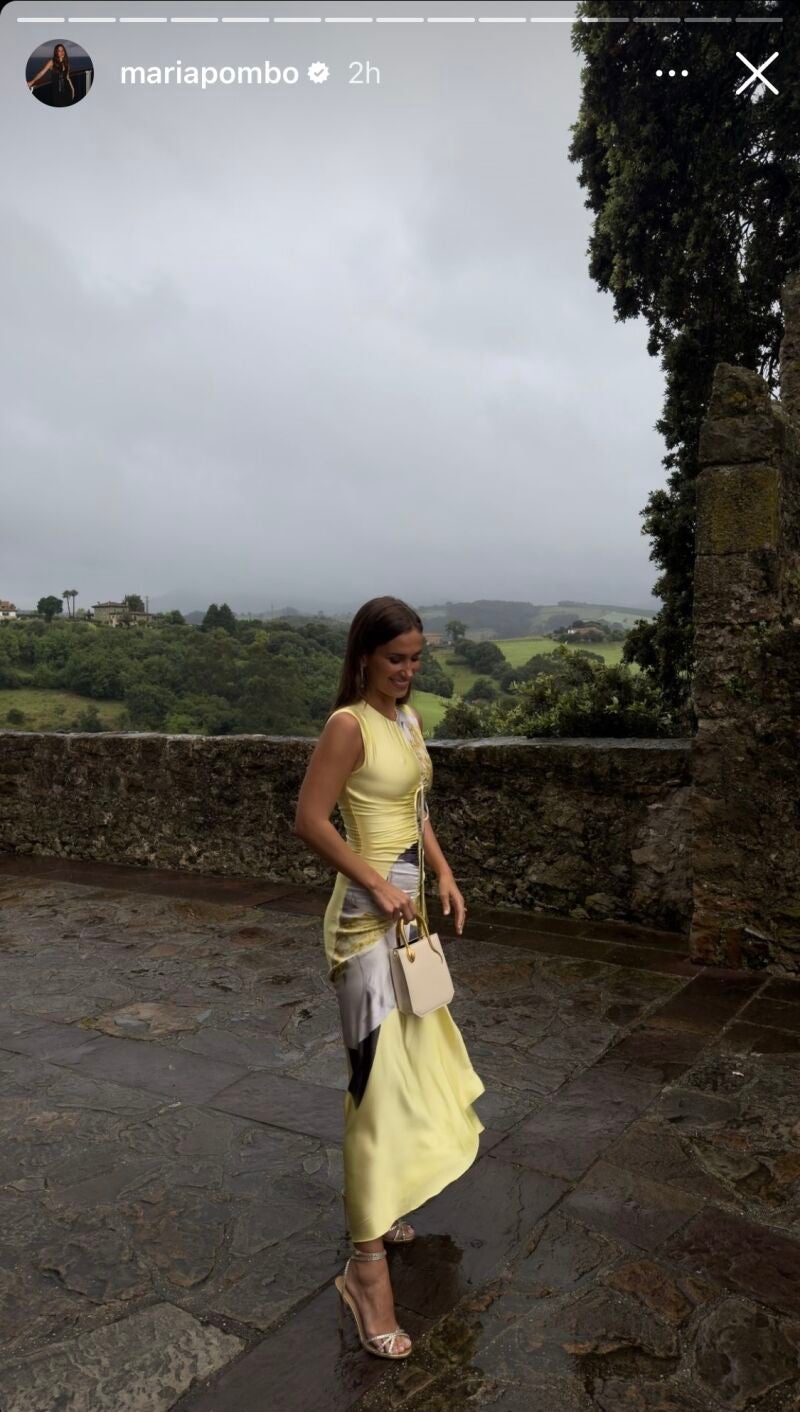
<box><xmin>325</xmin><ymin>701</ymin><xmax>431</xmax><ymax>1105</ymax></box>
<box><xmin>322</xmin><ymin>697</ymin><xmax>485</xmax><ymax>1244</ymax></box>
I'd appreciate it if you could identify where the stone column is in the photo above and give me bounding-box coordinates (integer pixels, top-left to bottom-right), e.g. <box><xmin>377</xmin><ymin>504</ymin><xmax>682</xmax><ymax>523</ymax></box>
<box><xmin>690</xmin><ymin>274</ymin><xmax>800</xmax><ymax>970</ymax></box>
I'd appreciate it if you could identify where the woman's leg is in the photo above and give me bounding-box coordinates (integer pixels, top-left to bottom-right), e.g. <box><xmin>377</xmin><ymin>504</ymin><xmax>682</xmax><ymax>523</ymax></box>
<box><xmin>345</xmin><ymin>1235</ymin><xmax>411</xmax><ymax>1355</ymax></box>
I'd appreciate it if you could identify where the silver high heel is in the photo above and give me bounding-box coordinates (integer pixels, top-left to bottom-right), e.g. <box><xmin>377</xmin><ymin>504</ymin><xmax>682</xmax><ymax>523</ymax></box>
<box><xmin>334</xmin><ymin>1248</ymin><xmax>413</xmax><ymax>1359</ymax></box>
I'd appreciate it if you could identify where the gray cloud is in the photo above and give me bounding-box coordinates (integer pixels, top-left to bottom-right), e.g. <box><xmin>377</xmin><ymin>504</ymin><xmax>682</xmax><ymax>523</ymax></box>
<box><xmin>3</xmin><ymin>0</ymin><xmax>665</xmax><ymax>615</ymax></box>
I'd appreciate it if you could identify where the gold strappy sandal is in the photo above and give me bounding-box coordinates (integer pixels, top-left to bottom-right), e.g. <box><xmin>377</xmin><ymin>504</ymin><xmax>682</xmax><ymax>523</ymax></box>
<box><xmin>334</xmin><ymin>1248</ymin><xmax>413</xmax><ymax>1359</ymax></box>
<box><xmin>383</xmin><ymin>1218</ymin><xmax>415</xmax><ymax>1242</ymax></box>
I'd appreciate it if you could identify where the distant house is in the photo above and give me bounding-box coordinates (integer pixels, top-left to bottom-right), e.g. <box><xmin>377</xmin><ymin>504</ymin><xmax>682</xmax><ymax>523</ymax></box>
<box><xmin>423</xmin><ymin>632</ymin><xmax>445</xmax><ymax>646</ymax></box>
<box><xmin>0</xmin><ymin>600</ymin><xmax>17</xmax><ymax>620</ymax></box>
<box><xmin>91</xmin><ymin>600</ymin><xmax>153</xmax><ymax>627</ymax></box>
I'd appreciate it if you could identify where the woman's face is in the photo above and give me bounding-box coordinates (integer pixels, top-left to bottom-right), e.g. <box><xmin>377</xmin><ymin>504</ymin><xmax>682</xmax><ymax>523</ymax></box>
<box><xmin>366</xmin><ymin>630</ymin><xmax>424</xmax><ymax>699</ymax></box>
<box><xmin>56</xmin><ymin>45</ymin><xmax>65</xmax><ymax>60</ymax></box>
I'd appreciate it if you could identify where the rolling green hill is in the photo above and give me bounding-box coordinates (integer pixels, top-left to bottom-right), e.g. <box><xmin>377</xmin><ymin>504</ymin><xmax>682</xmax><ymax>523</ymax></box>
<box><xmin>418</xmin><ymin>599</ymin><xmax>654</xmax><ymax>639</ymax></box>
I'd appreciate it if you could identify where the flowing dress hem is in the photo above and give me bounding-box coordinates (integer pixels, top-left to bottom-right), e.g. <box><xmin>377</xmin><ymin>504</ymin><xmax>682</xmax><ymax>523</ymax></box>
<box><xmin>347</xmin><ymin>1075</ymin><xmax>486</xmax><ymax>1243</ymax></box>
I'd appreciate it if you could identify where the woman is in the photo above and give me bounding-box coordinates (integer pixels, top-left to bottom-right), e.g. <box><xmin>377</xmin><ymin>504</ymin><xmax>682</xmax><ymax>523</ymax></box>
<box><xmin>28</xmin><ymin>43</ymin><xmax>75</xmax><ymax>105</ymax></box>
<box><xmin>293</xmin><ymin>597</ymin><xmax>485</xmax><ymax>1360</ymax></box>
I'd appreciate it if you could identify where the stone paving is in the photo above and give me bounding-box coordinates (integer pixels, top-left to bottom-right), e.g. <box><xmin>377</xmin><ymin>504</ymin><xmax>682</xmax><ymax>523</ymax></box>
<box><xmin>0</xmin><ymin>855</ymin><xmax>799</xmax><ymax>1411</ymax></box>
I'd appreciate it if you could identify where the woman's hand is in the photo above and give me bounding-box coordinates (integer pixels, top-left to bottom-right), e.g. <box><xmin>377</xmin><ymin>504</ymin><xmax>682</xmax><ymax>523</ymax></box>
<box><xmin>437</xmin><ymin>869</ymin><xmax>467</xmax><ymax>935</ymax></box>
<box><xmin>368</xmin><ymin>878</ymin><xmax>416</xmax><ymax>925</ymax></box>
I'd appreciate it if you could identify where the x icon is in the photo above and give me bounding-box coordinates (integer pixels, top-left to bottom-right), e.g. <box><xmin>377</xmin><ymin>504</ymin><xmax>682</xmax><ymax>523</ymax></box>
<box><xmin>735</xmin><ymin>51</ymin><xmax>779</xmax><ymax>96</ymax></box>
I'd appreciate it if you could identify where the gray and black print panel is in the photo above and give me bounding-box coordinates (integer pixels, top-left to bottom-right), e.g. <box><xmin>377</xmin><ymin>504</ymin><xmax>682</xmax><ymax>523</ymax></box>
<box><xmin>334</xmin><ymin>845</ymin><xmax>420</xmax><ymax>1105</ymax></box>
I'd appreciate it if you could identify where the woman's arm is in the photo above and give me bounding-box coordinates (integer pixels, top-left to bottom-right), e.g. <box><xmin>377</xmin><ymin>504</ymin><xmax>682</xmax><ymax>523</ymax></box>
<box><xmin>28</xmin><ymin>60</ymin><xmax>52</xmax><ymax>88</ymax></box>
<box><xmin>293</xmin><ymin>714</ymin><xmax>384</xmax><ymax>891</ymax></box>
<box><xmin>423</xmin><ymin>817</ymin><xmax>466</xmax><ymax>933</ymax></box>
<box><xmin>410</xmin><ymin>704</ymin><xmax>467</xmax><ymax>932</ymax></box>
<box><xmin>422</xmin><ymin>816</ymin><xmax>451</xmax><ymax>881</ymax></box>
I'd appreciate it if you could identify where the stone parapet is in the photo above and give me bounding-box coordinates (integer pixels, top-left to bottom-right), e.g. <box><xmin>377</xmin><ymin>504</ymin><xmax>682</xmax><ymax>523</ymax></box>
<box><xmin>0</xmin><ymin>730</ymin><xmax>692</xmax><ymax>933</ymax></box>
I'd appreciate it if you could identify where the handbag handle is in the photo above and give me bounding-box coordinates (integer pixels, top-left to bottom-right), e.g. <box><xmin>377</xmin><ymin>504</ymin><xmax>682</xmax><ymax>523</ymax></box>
<box><xmin>395</xmin><ymin>910</ymin><xmax>443</xmax><ymax>964</ymax></box>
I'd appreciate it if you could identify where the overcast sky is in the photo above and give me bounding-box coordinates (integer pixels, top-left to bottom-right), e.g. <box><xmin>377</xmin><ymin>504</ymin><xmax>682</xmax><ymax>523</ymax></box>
<box><xmin>3</xmin><ymin>0</ymin><xmax>668</xmax><ymax>617</ymax></box>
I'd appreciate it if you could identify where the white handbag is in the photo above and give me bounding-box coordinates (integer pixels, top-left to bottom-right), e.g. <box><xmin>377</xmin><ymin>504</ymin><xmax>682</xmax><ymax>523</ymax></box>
<box><xmin>390</xmin><ymin>910</ymin><xmax>454</xmax><ymax>1017</ymax></box>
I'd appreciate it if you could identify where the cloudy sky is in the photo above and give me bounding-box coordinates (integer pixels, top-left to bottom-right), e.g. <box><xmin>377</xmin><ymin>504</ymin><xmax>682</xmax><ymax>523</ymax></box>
<box><xmin>3</xmin><ymin>0</ymin><xmax>669</xmax><ymax>617</ymax></box>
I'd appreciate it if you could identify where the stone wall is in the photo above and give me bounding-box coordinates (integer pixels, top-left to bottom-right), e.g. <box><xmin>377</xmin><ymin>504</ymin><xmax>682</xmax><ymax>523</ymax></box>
<box><xmin>690</xmin><ymin>273</ymin><xmax>800</xmax><ymax>970</ymax></box>
<box><xmin>0</xmin><ymin>730</ymin><xmax>692</xmax><ymax>933</ymax></box>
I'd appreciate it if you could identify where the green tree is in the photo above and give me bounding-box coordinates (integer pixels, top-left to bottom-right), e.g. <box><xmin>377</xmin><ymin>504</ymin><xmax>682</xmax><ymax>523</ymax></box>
<box><xmin>73</xmin><ymin>703</ymin><xmax>104</xmax><ymax>732</ymax></box>
<box><xmin>123</xmin><ymin>594</ymin><xmax>145</xmax><ymax>613</ymax></box>
<box><xmin>435</xmin><ymin>657</ymin><xmax>676</xmax><ymax>740</ymax></box>
<box><xmin>464</xmin><ymin>676</ymin><xmax>498</xmax><ymax>703</ymax></box>
<box><xmin>452</xmin><ymin>639</ymin><xmax>505</xmax><ymax>676</ymax></box>
<box><xmin>124</xmin><ymin>683</ymin><xmax>176</xmax><ymax>730</ymax></box>
<box><xmin>202</xmin><ymin>603</ymin><xmax>237</xmax><ymax>635</ymax></box>
<box><xmin>432</xmin><ymin>698</ymin><xmax>491</xmax><ymax>740</ymax></box>
<box><xmin>37</xmin><ymin>595</ymin><xmax>63</xmax><ymax>622</ymax></box>
<box><xmin>569</xmin><ymin>0</ymin><xmax>799</xmax><ymax>723</ymax></box>
<box><xmin>445</xmin><ymin>619</ymin><xmax>468</xmax><ymax>647</ymax></box>
<box><xmin>413</xmin><ymin>645</ymin><xmax>454</xmax><ymax>698</ymax></box>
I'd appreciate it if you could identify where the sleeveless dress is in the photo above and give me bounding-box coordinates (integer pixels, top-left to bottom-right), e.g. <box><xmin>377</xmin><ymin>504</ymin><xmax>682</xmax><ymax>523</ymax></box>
<box><xmin>323</xmin><ymin>697</ymin><xmax>485</xmax><ymax>1243</ymax></box>
<box><xmin>51</xmin><ymin>66</ymin><xmax>72</xmax><ymax>105</ymax></box>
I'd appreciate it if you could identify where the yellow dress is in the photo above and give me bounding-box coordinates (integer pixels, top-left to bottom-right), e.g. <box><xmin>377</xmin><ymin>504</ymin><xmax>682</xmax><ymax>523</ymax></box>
<box><xmin>323</xmin><ymin>697</ymin><xmax>485</xmax><ymax>1243</ymax></box>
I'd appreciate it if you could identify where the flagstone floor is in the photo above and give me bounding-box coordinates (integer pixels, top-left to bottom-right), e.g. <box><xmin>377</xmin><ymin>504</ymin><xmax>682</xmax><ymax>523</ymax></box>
<box><xmin>0</xmin><ymin>854</ymin><xmax>799</xmax><ymax>1411</ymax></box>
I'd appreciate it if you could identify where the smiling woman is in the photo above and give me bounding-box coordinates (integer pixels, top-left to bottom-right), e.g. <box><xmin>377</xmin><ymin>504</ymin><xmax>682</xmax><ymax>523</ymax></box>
<box><xmin>292</xmin><ymin>594</ymin><xmax>484</xmax><ymax>1360</ymax></box>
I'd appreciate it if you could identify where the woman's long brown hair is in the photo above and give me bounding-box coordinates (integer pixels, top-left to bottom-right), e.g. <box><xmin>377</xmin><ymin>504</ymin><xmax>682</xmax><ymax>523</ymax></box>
<box><xmin>53</xmin><ymin>43</ymin><xmax>70</xmax><ymax>73</ymax></box>
<box><xmin>329</xmin><ymin>596</ymin><xmax>423</xmax><ymax>717</ymax></box>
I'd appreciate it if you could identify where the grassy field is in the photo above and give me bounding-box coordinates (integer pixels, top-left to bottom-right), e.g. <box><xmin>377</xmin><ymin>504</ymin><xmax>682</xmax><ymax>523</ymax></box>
<box><xmin>493</xmin><ymin>635</ymin><xmax>632</xmax><ymax>669</ymax></box>
<box><xmin>0</xmin><ymin>689</ymin><xmax>126</xmax><ymax>731</ymax></box>
<box><xmin>406</xmin><ymin>688</ymin><xmax>451</xmax><ymax>735</ymax></box>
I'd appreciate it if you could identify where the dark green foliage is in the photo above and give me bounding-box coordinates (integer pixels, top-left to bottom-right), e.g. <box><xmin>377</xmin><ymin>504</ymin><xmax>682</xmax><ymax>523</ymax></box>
<box><xmin>451</xmin><ymin>639</ymin><xmax>506</xmax><ymax>676</ymax></box>
<box><xmin>431</xmin><ymin>604</ymin><xmax>538</xmax><ymax>637</ymax></box>
<box><xmin>0</xmin><ymin>615</ymin><xmax>345</xmax><ymax>736</ymax></box>
<box><xmin>445</xmin><ymin>618</ymin><xmax>468</xmax><ymax>644</ymax></box>
<box><xmin>435</xmin><ymin>647</ymin><xmax>677</xmax><ymax>739</ymax></box>
<box><xmin>569</xmin><ymin>0</ymin><xmax>799</xmax><ymax>721</ymax></box>
<box><xmin>464</xmin><ymin>677</ymin><xmax>498</xmax><ymax>703</ymax></box>
<box><xmin>36</xmin><ymin>596</ymin><xmax>63</xmax><ymax>622</ymax></box>
<box><xmin>432</xmin><ymin>699</ymin><xmax>490</xmax><ymax>741</ymax></box>
<box><xmin>125</xmin><ymin>683</ymin><xmax>177</xmax><ymax>730</ymax></box>
<box><xmin>414</xmin><ymin>643</ymin><xmax>454</xmax><ymax>698</ymax></box>
<box><xmin>201</xmin><ymin>602</ymin><xmax>238</xmax><ymax>634</ymax></box>
<box><xmin>72</xmin><ymin>703</ymin><xmax>104</xmax><ymax>733</ymax></box>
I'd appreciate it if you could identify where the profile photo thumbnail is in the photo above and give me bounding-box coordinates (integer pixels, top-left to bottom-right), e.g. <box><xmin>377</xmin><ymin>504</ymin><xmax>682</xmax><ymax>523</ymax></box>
<box><xmin>26</xmin><ymin>39</ymin><xmax>93</xmax><ymax>108</ymax></box>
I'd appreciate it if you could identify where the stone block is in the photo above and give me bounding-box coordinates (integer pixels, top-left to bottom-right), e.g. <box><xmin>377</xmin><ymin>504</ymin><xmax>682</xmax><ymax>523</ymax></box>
<box><xmin>696</xmin><ymin>465</ymin><xmax>781</xmax><ymax>556</ymax></box>
<box><xmin>699</xmin><ymin>415</ymin><xmax>784</xmax><ymax>466</ymax></box>
<box><xmin>0</xmin><ymin>1303</ymin><xmax>243</xmax><ymax>1412</ymax></box>
<box><xmin>706</xmin><ymin>363</ymin><xmax>774</xmax><ymax>421</ymax></box>
<box><xmin>693</xmin><ymin>550</ymin><xmax>781</xmax><ymax>624</ymax></box>
<box><xmin>664</xmin><ymin>1207</ymin><xmax>800</xmax><ymax>1318</ymax></box>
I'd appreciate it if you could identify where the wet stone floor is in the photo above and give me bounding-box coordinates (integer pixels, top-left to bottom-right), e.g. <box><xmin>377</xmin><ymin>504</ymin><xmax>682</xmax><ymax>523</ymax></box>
<box><xmin>0</xmin><ymin>856</ymin><xmax>799</xmax><ymax>1411</ymax></box>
